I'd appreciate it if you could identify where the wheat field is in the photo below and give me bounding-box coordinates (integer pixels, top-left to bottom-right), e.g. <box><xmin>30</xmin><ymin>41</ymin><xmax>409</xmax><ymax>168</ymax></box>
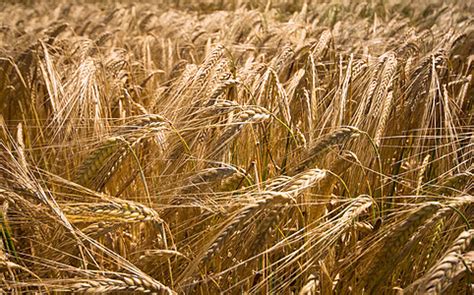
<box><xmin>0</xmin><ymin>0</ymin><xmax>472</xmax><ymax>294</ymax></box>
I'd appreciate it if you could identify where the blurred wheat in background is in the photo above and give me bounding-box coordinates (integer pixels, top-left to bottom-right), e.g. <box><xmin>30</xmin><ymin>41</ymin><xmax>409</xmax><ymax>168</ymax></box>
<box><xmin>0</xmin><ymin>0</ymin><xmax>472</xmax><ymax>294</ymax></box>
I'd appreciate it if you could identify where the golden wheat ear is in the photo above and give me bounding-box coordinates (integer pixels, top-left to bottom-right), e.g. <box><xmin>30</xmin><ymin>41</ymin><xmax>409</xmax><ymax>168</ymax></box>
<box><xmin>74</xmin><ymin>115</ymin><xmax>168</xmax><ymax>190</ymax></box>
<box><xmin>67</xmin><ymin>272</ymin><xmax>176</xmax><ymax>294</ymax></box>
<box><xmin>248</xmin><ymin>169</ymin><xmax>328</xmax><ymax>255</ymax></box>
<box><xmin>362</xmin><ymin>202</ymin><xmax>443</xmax><ymax>292</ymax></box>
<box><xmin>292</xmin><ymin>126</ymin><xmax>361</xmax><ymax>174</ymax></box>
<box><xmin>406</xmin><ymin>229</ymin><xmax>474</xmax><ymax>294</ymax></box>
<box><xmin>208</xmin><ymin>105</ymin><xmax>271</xmax><ymax>159</ymax></box>
<box><xmin>61</xmin><ymin>198</ymin><xmax>163</xmax><ymax>224</ymax></box>
<box><xmin>160</xmin><ymin>166</ymin><xmax>240</xmax><ymax>219</ymax></box>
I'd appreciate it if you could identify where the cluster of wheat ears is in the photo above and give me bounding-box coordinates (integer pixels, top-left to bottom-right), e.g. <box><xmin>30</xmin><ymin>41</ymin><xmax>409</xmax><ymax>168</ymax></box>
<box><xmin>0</xmin><ymin>0</ymin><xmax>472</xmax><ymax>294</ymax></box>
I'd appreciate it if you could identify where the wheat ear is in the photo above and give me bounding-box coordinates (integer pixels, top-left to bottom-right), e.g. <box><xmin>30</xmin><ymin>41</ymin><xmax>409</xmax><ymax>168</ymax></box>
<box><xmin>249</xmin><ymin>169</ymin><xmax>327</xmax><ymax>255</ymax></box>
<box><xmin>293</xmin><ymin>126</ymin><xmax>361</xmax><ymax>174</ymax></box>
<box><xmin>68</xmin><ymin>273</ymin><xmax>175</xmax><ymax>294</ymax></box>
<box><xmin>62</xmin><ymin>198</ymin><xmax>162</xmax><ymax>224</ymax></box>
<box><xmin>74</xmin><ymin>115</ymin><xmax>167</xmax><ymax>190</ymax></box>
<box><xmin>363</xmin><ymin>202</ymin><xmax>442</xmax><ymax>292</ymax></box>
<box><xmin>209</xmin><ymin>106</ymin><xmax>271</xmax><ymax>158</ymax></box>
<box><xmin>407</xmin><ymin>229</ymin><xmax>474</xmax><ymax>294</ymax></box>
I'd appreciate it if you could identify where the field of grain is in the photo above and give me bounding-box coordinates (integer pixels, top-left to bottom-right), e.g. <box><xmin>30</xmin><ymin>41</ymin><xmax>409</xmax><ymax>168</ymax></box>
<box><xmin>0</xmin><ymin>0</ymin><xmax>472</xmax><ymax>294</ymax></box>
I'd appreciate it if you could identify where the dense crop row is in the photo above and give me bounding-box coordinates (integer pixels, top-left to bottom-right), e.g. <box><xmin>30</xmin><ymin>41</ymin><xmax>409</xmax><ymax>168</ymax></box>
<box><xmin>0</xmin><ymin>1</ymin><xmax>472</xmax><ymax>294</ymax></box>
